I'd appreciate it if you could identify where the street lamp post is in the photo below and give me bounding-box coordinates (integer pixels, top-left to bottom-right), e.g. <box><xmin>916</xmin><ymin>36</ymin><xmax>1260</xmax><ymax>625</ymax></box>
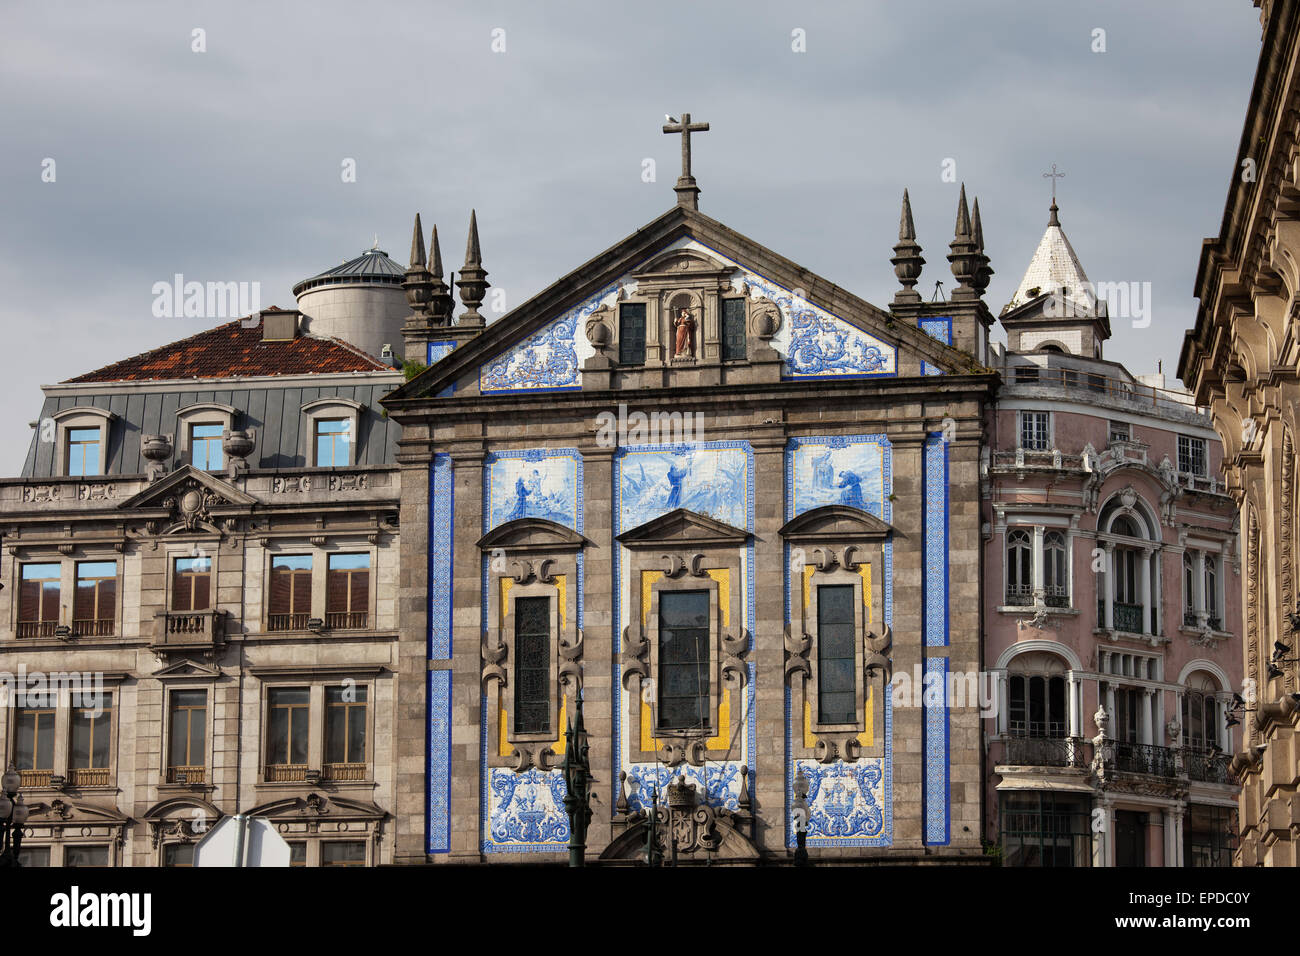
<box><xmin>0</xmin><ymin>764</ymin><xmax>30</xmax><ymax>867</ymax></box>
<box><xmin>561</xmin><ymin>692</ymin><xmax>593</xmax><ymax>868</ymax></box>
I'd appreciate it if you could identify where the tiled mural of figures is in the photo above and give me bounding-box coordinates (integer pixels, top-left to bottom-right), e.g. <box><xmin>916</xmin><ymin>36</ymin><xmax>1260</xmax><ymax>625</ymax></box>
<box><xmin>618</xmin><ymin>446</ymin><xmax>748</xmax><ymax>530</ymax></box>
<box><xmin>485</xmin><ymin>452</ymin><xmax>580</xmax><ymax>530</ymax></box>
<box><xmin>789</xmin><ymin>438</ymin><xmax>887</xmax><ymax>518</ymax></box>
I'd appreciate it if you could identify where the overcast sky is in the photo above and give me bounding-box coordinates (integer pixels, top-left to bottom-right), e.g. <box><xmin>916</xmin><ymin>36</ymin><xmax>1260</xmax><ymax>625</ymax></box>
<box><xmin>0</xmin><ymin>1</ymin><xmax>1264</xmax><ymax>475</ymax></box>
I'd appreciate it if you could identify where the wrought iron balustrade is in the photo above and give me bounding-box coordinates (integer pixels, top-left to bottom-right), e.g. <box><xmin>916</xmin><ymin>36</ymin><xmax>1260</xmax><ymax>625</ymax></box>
<box><xmin>1183</xmin><ymin>748</ymin><xmax>1232</xmax><ymax>784</ymax></box>
<box><xmin>1005</xmin><ymin>584</ymin><xmax>1034</xmax><ymax>606</ymax></box>
<box><xmin>1003</xmin><ymin>735</ymin><xmax>1089</xmax><ymax>769</ymax></box>
<box><xmin>1113</xmin><ymin>742</ymin><xmax>1176</xmax><ymax>777</ymax></box>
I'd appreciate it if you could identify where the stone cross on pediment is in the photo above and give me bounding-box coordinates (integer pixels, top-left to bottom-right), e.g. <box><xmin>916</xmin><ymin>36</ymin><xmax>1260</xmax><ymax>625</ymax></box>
<box><xmin>662</xmin><ymin>112</ymin><xmax>709</xmax><ymax>209</ymax></box>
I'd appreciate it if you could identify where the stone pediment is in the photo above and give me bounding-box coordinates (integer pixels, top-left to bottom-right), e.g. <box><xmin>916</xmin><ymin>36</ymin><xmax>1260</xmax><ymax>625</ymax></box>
<box><xmin>617</xmin><ymin>508</ymin><xmax>750</xmax><ymax>548</ymax></box>
<box><xmin>150</xmin><ymin>658</ymin><xmax>223</xmax><ymax>680</ymax></box>
<box><xmin>247</xmin><ymin>792</ymin><xmax>386</xmax><ymax>820</ymax></box>
<box><xmin>142</xmin><ymin>796</ymin><xmax>223</xmax><ymax>823</ymax></box>
<box><xmin>779</xmin><ymin>505</ymin><xmax>894</xmax><ymax>542</ymax></box>
<box><xmin>476</xmin><ymin>517</ymin><xmax>589</xmax><ymax>553</ymax></box>
<box><xmin>25</xmin><ymin>797</ymin><xmax>129</xmax><ymax>826</ymax></box>
<box><xmin>631</xmin><ymin>247</ymin><xmax>733</xmax><ymax>280</ymax></box>
<box><xmin>117</xmin><ymin>465</ymin><xmax>253</xmax><ymax>533</ymax></box>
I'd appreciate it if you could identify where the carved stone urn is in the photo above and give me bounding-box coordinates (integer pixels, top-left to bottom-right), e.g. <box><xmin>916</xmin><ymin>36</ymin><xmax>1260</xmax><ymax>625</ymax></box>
<box><xmin>223</xmin><ymin>428</ymin><xmax>256</xmax><ymax>477</ymax></box>
<box><xmin>141</xmin><ymin>434</ymin><xmax>173</xmax><ymax>481</ymax></box>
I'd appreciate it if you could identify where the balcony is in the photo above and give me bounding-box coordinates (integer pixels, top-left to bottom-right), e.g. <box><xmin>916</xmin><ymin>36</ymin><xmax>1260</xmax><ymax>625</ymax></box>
<box><xmin>1003</xmin><ymin>735</ymin><xmax>1090</xmax><ymax>769</ymax></box>
<box><xmin>1183</xmin><ymin>748</ymin><xmax>1232</xmax><ymax>784</ymax></box>
<box><xmin>266</xmin><ymin>764</ymin><xmax>308</xmax><ymax>783</ymax></box>
<box><xmin>18</xmin><ymin>769</ymin><xmax>52</xmax><ymax>789</ymax></box>
<box><xmin>15</xmin><ymin>621</ymin><xmax>57</xmax><ymax>638</ymax></box>
<box><xmin>1099</xmin><ymin>600</ymin><xmax>1146</xmax><ymax>634</ymax></box>
<box><xmin>1113</xmin><ymin>742</ymin><xmax>1176</xmax><ymax>777</ymax></box>
<box><xmin>1043</xmin><ymin>585</ymin><xmax>1070</xmax><ymax>608</ymax></box>
<box><xmin>325</xmin><ymin>611</ymin><xmax>368</xmax><ymax>630</ymax></box>
<box><xmin>1004</xmin><ymin>585</ymin><xmax>1034</xmax><ymax>606</ymax></box>
<box><xmin>322</xmin><ymin>762</ymin><xmax>367</xmax><ymax>782</ymax></box>
<box><xmin>267</xmin><ymin>613</ymin><xmax>310</xmax><ymax>632</ymax></box>
<box><xmin>72</xmin><ymin>619</ymin><xmax>115</xmax><ymax>638</ymax></box>
<box><xmin>67</xmin><ymin>767</ymin><xmax>111</xmax><ymax>787</ymax></box>
<box><xmin>154</xmin><ymin>609</ymin><xmax>225</xmax><ymax>648</ymax></box>
<box><xmin>166</xmin><ymin>766</ymin><xmax>205</xmax><ymax>785</ymax></box>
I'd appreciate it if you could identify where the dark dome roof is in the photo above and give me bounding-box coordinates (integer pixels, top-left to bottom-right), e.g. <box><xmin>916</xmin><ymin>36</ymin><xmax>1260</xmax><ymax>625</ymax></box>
<box><xmin>292</xmin><ymin>247</ymin><xmax>406</xmax><ymax>296</ymax></box>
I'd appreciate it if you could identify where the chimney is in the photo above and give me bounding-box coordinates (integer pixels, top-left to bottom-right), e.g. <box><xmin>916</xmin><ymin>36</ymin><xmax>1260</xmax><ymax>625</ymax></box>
<box><xmin>261</xmin><ymin>308</ymin><xmax>299</xmax><ymax>341</ymax></box>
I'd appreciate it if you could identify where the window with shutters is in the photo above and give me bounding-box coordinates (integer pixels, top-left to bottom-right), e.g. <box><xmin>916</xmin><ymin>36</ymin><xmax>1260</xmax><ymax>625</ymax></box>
<box><xmin>73</xmin><ymin>561</ymin><xmax>116</xmax><ymax>637</ymax></box>
<box><xmin>167</xmin><ymin>690</ymin><xmax>207</xmax><ymax>784</ymax></box>
<box><xmin>816</xmin><ymin>584</ymin><xmax>856</xmax><ymax>725</ymax></box>
<box><xmin>721</xmin><ymin>297</ymin><xmax>747</xmax><ymax>361</ymax></box>
<box><xmin>268</xmin><ymin>555</ymin><xmax>313</xmax><ymax>631</ymax></box>
<box><xmin>619</xmin><ymin>302</ymin><xmax>646</xmax><ymax>365</ymax></box>
<box><xmin>326</xmin><ymin>554</ymin><xmax>369</xmax><ymax>629</ymax></box>
<box><xmin>657</xmin><ymin>590</ymin><xmax>710</xmax><ymax>732</ymax></box>
<box><xmin>69</xmin><ymin>693</ymin><xmax>113</xmax><ymax>787</ymax></box>
<box><xmin>266</xmin><ymin>687</ymin><xmax>310</xmax><ymax>781</ymax></box>
<box><xmin>324</xmin><ymin>685</ymin><xmax>367</xmax><ymax>780</ymax></box>
<box><xmin>513</xmin><ymin>596</ymin><xmax>551</xmax><ymax>734</ymax></box>
<box><xmin>17</xmin><ymin>562</ymin><xmax>61</xmax><ymax>638</ymax></box>
<box><xmin>172</xmin><ymin>556</ymin><xmax>212</xmax><ymax>611</ymax></box>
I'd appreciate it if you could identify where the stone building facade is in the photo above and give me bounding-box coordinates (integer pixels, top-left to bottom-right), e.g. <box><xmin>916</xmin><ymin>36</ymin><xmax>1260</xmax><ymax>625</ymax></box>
<box><xmin>987</xmin><ymin>203</ymin><xmax>1241</xmax><ymax>867</ymax></box>
<box><xmin>0</xmin><ymin>267</ymin><xmax>405</xmax><ymax>865</ymax></box>
<box><xmin>384</xmin><ymin>164</ymin><xmax>1002</xmax><ymax>863</ymax></box>
<box><xmin>1178</xmin><ymin>0</ymin><xmax>1300</xmax><ymax>868</ymax></box>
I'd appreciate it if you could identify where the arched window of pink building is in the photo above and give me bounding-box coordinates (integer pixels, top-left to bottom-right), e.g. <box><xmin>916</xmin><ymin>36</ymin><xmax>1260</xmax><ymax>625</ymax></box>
<box><xmin>1006</xmin><ymin>529</ymin><xmax>1033</xmax><ymax>605</ymax></box>
<box><xmin>1097</xmin><ymin>495</ymin><xmax>1161</xmax><ymax>636</ymax></box>
<box><xmin>1043</xmin><ymin>531</ymin><xmax>1068</xmax><ymax>607</ymax></box>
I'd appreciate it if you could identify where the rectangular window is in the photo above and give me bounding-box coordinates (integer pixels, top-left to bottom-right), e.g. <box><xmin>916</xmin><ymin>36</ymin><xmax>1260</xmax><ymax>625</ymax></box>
<box><xmin>315</xmin><ymin>418</ymin><xmax>351</xmax><ymax>467</ymax></box>
<box><xmin>1000</xmin><ymin>792</ymin><xmax>1092</xmax><ymax>867</ymax></box>
<box><xmin>168</xmin><ymin>690</ymin><xmax>207</xmax><ymax>783</ymax></box>
<box><xmin>618</xmin><ymin>303</ymin><xmax>646</xmax><ymax>365</ymax></box>
<box><xmin>190</xmin><ymin>423</ymin><xmax>224</xmax><ymax>471</ymax></box>
<box><xmin>15</xmin><ymin>705</ymin><xmax>56</xmax><ymax>776</ymax></box>
<box><xmin>325</xmin><ymin>685</ymin><xmax>367</xmax><ymax>773</ymax></box>
<box><xmin>1178</xmin><ymin>435</ymin><xmax>1207</xmax><ymax>477</ymax></box>
<box><xmin>1019</xmin><ymin>411</ymin><xmax>1050</xmax><ymax>451</ymax></box>
<box><xmin>817</xmin><ymin>584</ymin><xmax>857</xmax><ymax>724</ymax></box>
<box><xmin>1108</xmin><ymin>421</ymin><xmax>1130</xmax><ymax>444</ymax></box>
<box><xmin>66</xmin><ymin>427</ymin><xmax>101</xmax><ymax>477</ymax></box>
<box><xmin>163</xmin><ymin>843</ymin><xmax>195</xmax><ymax>867</ymax></box>
<box><xmin>721</xmin><ymin>298</ymin><xmax>747</xmax><ymax>362</ymax></box>
<box><xmin>288</xmin><ymin>841</ymin><xmax>307</xmax><ymax>867</ymax></box>
<box><xmin>1014</xmin><ymin>366</ymin><xmax>1039</xmax><ymax>384</ymax></box>
<box><xmin>321</xmin><ymin>841</ymin><xmax>366</xmax><ymax>866</ymax></box>
<box><xmin>657</xmin><ymin>590</ymin><xmax>710</xmax><ymax>731</ymax></box>
<box><xmin>64</xmin><ymin>846</ymin><xmax>109</xmax><ymax>867</ymax></box>
<box><xmin>266</xmin><ymin>687</ymin><xmax>310</xmax><ymax>778</ymax></box>
<box><xmin>326</xmin><ymin>553</ymin><xmax>369</xmax><ymax>629</ymax></box>
<box><xmin>69</xmin><ymin>693</ymin><xmax>112</xmax><ymax>784</ymax></box>
<box><xmin>172</xmin><ymin>556</ymin><xmax>212</xmax><ymax>612</ymax></box>
<box><xmin>18</xmin><ymin>846</ymin><xmax>50</xmax><ymax>867</ymax></box>
<box><xmin>513</xmin><ymin>596</ymin><xmax>551</xmax><ymax>734</ymax></box>
<box><xmin>73</xmin><ymin>561</ymin><xmax>116</xmax><ymax>637</ymax></box>
<box><xmin>268</xmin><ymin>554</ymin><xmax>313</xmax><ymax>631</ymax></box>
<box><xmin>17</xmin><ymin>562</ymin><xmax>61</xmax><ymax>638</ymax></box>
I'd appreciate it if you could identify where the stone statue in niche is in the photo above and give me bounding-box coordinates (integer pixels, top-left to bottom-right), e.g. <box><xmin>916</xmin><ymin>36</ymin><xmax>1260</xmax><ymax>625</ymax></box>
<box><xmin>673</xmin><ymin>307</ymin><xmax>696</xmax><ymax>358</ymax></box>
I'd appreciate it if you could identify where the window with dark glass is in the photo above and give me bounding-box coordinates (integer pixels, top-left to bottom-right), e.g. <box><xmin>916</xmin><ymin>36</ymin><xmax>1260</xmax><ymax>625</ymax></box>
<box><xmin>1184</xmin><ymin>804</ymin><xmax>1236</xmax><ymax>867</ymax></box>
<box><xmin>164</xmin><ymin>843</ymin><xmax>194</xmax><ymax>867</ymax></box>
<box><xmin>64</xmin><ymin>846</ymin><xmax>109</xmax><ymax>867</ymax></box>
<box><xmin>1178</xmin><ymin>434</ymin><xmax>1207</xmax><ymax>477</ymax></box>
<box><xmin>172</xmin><ymin>556</ymin><xmax>212</xmax><ymax>611</ymax></box>
<box><xmin>268</xmin><ymin>554</ymin><xmax>312</xmax><ymax>631</ymax></box>
<box><xmin>325</xmin><ymin>685</ymin><xmax>367</xmax><ymax>773</ymax></box>
<box><xmin>18</xmin><ymin>846</ymin><xmax>50</xmax><ymax>867</ymax></box>
<box><xmin>1204</xmin><ymin>556</ymin><xmax>1218</xmax><ymax>628</ymax></box>
<box><xmin>73</xmin><ymin>561</ymin><xmax>116</xmax><ymax>637</ymax></box>
<box><xmin>315</xmin><ymin>418</ymin><xmax>351</xmax><ymax>467</ymax></box>
<box><xmin>267</xmin><ymin>687</ymin><xmax>310</xmax><ymax>775</ymax></box>
<box><xmin>1019</xmin><ymin>411</ymin><xmax>1050</xmax><ymax>451</ymax></box>
<box><xmin>18</xmin><ymin>562</ymin><xmax>61</xmax><ymax>637</ymax></box>
<box><xmin>1182</xmin><ymin>690</ymin><xmax>1221</xmax><ymax>752</ymax></box>
<box><xmin>721</xmin><ymin>298</ymin><xmax>747</xmax><ymax>362</ymax></box>
<box><xmin>1043</xmin><ymin>531</ymin><xmax>1068</xmax><ymax>607</ymax></box>
<box><xmin>66</xmin><ymin>427</ymin><xmax>101</xmax><ymax>477</ymax></box>
<box><xmin>618</xmin><ymin>303</ymin><xmax>646</xmax><ymax>365</ymax></box>
<box><xmin>1108</xmin><ymin>420</ymin><xmax>1130</xmax><ymax>444</ymax></box>
<box><xmin>816</xmin><ymin>585</ymin><xmax>856</xmax><ymax>724</ymax></box>
<box><xmin>326</xmin><ymin>554</ymin><xmax>369</xmax><ymax>629</ymax></box>
<box><xmin>288</xmin><ymin>841</ymin><xmax>307</xmax><ymax>867</ymax></box>
<box><xmin>1008</xmin><ymin>675</ymin><xmax>1066</xmax><ymax>737</ymax></box>
<box><xmin>168</xmin><ymin>690</ymin><xmax>207</xmax><ymax>783</ymax></box>
<box><xmin>514</xmin><ymin>596</ymin><xmax>551</xmax><ymax>734</ymax></box>
<box><xmin>1000</xmin><ymin>792</ymin><xmax>1091</xmax><ymax>867</ymax></box>
<box><xmin>69</xmin><ymin>693</ymin><xmax>112</xmax><ymax>784</ymax></box>
<box><xmin>322</xmin><ymin>841</ymin><xmax>366</xmax><ymax>866</ymax></box>
<box><xmin>657</xmin><ymin>590</ymin><xmax>710</xmax><ymax>731</ymax></box>
<box><xmin>1006</xmin><ymin>529</ymin><xmax>1032</xmax><ymax>604</ymax></box>
<box><xmin>190</xmin><ymin>423</ymin><xmax>224</xmax><ymax>471</ymax></box>
<box><xmin>1112</xmin><ymin>686</ymin><xmax>1141</xmax><ymax>744</ymax></box>
<box><xmin>1014</xmin><ymin>365</ymin><xmax>1039</xmax><ymax>384</ymax></box>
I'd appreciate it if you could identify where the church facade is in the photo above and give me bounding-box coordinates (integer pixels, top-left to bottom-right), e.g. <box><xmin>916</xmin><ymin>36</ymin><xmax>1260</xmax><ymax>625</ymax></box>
<box><xmin>385</xmin><ymin>141</ymin><xmax>1002</xmax><ymax>863</ymax></box>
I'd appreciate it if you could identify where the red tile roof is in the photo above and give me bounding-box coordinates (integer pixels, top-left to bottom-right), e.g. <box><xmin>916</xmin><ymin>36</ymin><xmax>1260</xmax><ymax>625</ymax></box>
<box><xmin>64</xmin><ymin>312</ymin><xmax>392</xmax><ymax>383</ymax></box>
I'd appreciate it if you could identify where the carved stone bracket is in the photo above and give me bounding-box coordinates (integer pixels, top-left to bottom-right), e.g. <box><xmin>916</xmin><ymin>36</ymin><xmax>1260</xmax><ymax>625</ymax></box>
<box><xmin>620</xmin><ymin>624</ymin><xmax>649</xmax><ymax>689</ymax></box>
<box><xmin>559</xmin><ymin>626</ymin><xmax>583</xmax><ymax>690</ymax></box>
<box><xmin>510</xmin><ymin>744</ymin><xmax>556</xmax><ymax>773</ymax></box>
<box><xmin>721</xmin><ymin>628</ymin><xmax>749</xmax><ymax>686</ymax></box>
<box><xmin>784</xmin><ymin>624</ymin><xmax>811</xmax><ymax>682</ymax></box>
<box><xmin>481</xmin><ymin>629</ymin><xmax>507</xmax><ymax>690</ymax></box>
<box><xmin>865</xmin><ymin>623</ymin><xmax>892</xmax><ymax>680</ymax></box>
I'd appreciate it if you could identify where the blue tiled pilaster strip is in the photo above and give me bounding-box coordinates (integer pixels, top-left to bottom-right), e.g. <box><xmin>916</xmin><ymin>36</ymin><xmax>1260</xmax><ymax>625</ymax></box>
<box><xmin>922</xmin><ymin>432</ymin><xmax>950</xmax><ymax>844</ymax></box>
<box><xmin>923</xmin><ymin>657</ymin><xmax>950</xmax><ymax>845</ymax></box>
<box><xmin>427</xmin><ymin>669</ymin><xmax>452</xmax><ymax>854</ymax></box>
<box><xmin>430</xmin><ymin>454</ymin><xmax>453</xmax><ymax>659</ymax></box>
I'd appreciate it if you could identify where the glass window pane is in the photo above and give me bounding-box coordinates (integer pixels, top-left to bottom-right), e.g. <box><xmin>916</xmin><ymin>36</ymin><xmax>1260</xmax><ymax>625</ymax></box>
<box><xmin>288</xmin><ymin>842</ymin><xmax>307</xmax><ymax>866</ymax></box>
<box><xmin>164</xmin><ymin>843</ymin><xmax>194</xmax><ymax>866</ymax></box>
<box><xmin>322</xmin><ymin>841</ymin><xmax>365</xmax><ymax>866</ymax></box>
<box><xmin>328</xmin><ymin>553</ymin><xmax>369</xmax><ymax>571</ymax></box>
<box><xmin>65</xmin><ymin>846</ymin><xmax>109</xmax><ymax>867</ymax></box>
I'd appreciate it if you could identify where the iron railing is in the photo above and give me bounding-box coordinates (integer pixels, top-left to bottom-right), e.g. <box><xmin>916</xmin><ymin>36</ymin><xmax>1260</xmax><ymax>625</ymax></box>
<box><xmin>15</xmin><ymin>621</ymin><xmax>57</xmax><ymax>638</ymax></box>
<box><xmin>1114</xmin><ymin>742</ymin><xmax>1176</xmax><ymax>777</ymax></box>
<box><xmin>1003</xmin><ymin>735</ymin><xmax>1090</xmax><ymax>769</ymax></box>
<box><xmin>324</xmin><ymin>611</ymin><xmax>367</xmax><ymax>630</ymax></box>
<box><xmin>72</xmin><ymin>619</ymin><xmax>114</xmax><ymax>637</ymax></box>
<box><xmin>1183</xmin><ymin>749</ymin><xmax>1232</xmax><ymax>784</ymax></box>
<box><xmin>1005</xmin><ymin>584</ymin><xmax>1034</xmax><ymax>606</ymax></box>
<box><xmin>1044</xmin><ymin>585</ymin><xmax>1070</xmax><ymax>608</ymax></box>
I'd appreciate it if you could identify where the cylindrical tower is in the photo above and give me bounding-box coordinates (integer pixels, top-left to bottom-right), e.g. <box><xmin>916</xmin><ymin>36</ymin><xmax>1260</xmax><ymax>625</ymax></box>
<box><xmin>293</xmin><ymin>245</ymin><xmax>408</xmax><ymax>360</ymax></box>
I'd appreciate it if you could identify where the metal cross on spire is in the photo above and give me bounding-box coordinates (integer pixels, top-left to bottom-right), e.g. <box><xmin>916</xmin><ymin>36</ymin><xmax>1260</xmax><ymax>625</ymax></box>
<box><xmin>1042</xmin><ymin>163</ymin><xmax>1065</xmax><ymax>202</ymax></box>
<box><xmin>663</xmin><ymin>112</ymin><xmax>709</xmax><ymax>210</ymax></box>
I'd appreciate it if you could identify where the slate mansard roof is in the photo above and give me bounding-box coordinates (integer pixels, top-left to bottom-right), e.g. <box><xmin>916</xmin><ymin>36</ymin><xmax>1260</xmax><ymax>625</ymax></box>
<box><xmin>22</xmin><ymin>314</ymin><xmax>402</xmax><ymax>479</ymax></box>
<box><xmin>65</xmin><ymin>313</ymin><xmax>389</xmax><ymax>383</ymax></box>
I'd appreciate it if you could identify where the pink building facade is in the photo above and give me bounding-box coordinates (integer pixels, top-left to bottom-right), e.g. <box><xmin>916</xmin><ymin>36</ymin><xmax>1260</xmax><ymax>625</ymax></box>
<box><xmin>982</xmin><ymin>203</ymin><xmax>1242</xmax><ymax>866</ymax></box>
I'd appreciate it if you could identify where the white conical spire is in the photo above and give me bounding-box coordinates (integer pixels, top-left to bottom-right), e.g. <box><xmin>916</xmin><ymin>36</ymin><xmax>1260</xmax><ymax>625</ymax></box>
<box><xmin>1004</xmin><ymin>201</ymin><xmax>1090</xmax><ymax>313</ymax></box>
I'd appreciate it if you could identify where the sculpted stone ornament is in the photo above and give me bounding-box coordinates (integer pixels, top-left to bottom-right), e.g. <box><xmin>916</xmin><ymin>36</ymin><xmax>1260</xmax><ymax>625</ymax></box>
<box><xmin>585</xmin><ymin>305</ymin><xmax>613</xmax><ymax>358</ymax></box>
<box><xmin>141</xmin><ymin>434</ymin><xmax>174</xmax><ymax>482</ymax></box>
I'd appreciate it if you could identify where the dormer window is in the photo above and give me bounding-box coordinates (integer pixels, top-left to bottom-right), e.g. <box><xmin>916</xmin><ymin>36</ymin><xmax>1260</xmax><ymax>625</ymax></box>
<box><xmin>51</xmin><ymin>407</ymin><xmax>114</xmax><ymax>477</ymax></box>
<box><xmin>189</xmin><ymin>423</ymin><xmax>224</xmax><ymax>471</ymax></box>
<box><xmin>314</xmin><ymin>419</ymin><xmax>351</xmax><ymax>467</ymax></box>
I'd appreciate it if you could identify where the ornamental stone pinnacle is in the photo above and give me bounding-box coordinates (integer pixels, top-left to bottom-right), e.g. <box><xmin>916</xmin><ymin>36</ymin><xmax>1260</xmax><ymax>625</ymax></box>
<box><xmin>456</xmin><ymin>210</ymin><xmax>488</xmax><ymax>327</ymax></box>
<box><xmin>890</xmin><ymin>188</ymin><xmax>925</xmax><ymax>303</ymax></box>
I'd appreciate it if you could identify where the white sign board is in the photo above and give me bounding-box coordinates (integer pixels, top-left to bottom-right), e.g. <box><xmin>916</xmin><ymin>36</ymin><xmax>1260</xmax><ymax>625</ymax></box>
<box><xmin>194</xmin><ymin>815</ymin><xmax>292</xmax><ymax>867</ymax></box>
